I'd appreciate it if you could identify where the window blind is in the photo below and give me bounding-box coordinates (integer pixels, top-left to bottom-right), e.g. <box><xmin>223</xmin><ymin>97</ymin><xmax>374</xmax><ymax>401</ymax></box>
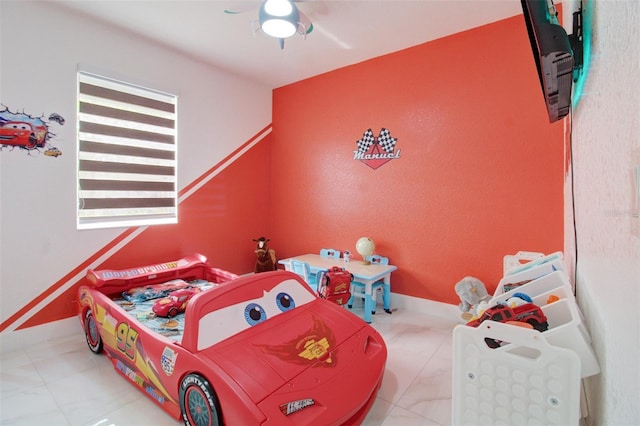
<box><xmin>77</xmin><ymin>72</ymin><xmax>177</xmax><ymax>229</ymax></box>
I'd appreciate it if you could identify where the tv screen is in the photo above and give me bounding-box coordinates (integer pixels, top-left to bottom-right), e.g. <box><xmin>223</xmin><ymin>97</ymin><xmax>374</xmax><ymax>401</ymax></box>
<box><xmin>520</xmin><ymin>0</ymin><xmax>575</xmax><ymax>122</ymax></box>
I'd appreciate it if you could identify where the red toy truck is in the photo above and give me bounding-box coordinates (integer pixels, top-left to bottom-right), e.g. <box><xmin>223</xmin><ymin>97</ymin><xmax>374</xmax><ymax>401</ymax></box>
<box><xmin>466</xmin><ymin>302</ymin><xmax>549</xmax><ymax>332</ymax></box>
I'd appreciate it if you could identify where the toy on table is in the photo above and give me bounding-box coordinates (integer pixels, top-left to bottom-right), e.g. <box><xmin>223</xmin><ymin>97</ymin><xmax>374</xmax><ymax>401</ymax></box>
<box><xmin>454</xmin><ymin>276</ymin><xmax>491</xmax><ymax>321</ymax></box>
<box><xmin>253</xmin><ymin>236</ymin><xmax>277</xmax><ymax>273</ymax></box>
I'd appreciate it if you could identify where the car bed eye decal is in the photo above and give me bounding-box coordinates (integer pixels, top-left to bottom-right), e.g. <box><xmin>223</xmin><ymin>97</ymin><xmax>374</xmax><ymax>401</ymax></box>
<box><xmin>244</xmin><ymin>303</ymin><xmax>267</xmax><ymax>326</ymax></box>
<box><xmin>276</xmin><ymin>292</ymin><xmax>295</xmax><ymax>312</ymax></box>
<box><xmin>197</xmin><ymin>279</ymin><xmax>315</xmax><ymax>350</ymax></box>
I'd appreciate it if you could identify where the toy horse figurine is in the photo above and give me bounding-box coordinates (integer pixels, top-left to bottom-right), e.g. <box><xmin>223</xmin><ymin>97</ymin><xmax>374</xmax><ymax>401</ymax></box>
<box><xmin>253</xmin><ymin>237</ymin><xmax>277</xmax><ymax>273</ymax></box>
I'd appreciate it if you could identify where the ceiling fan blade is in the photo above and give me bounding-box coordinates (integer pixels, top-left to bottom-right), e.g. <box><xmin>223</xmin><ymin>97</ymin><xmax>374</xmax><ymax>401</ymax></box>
<box><xmin>298</xmin><ymin>10</ymin><xmax>313</xmax><ymax>35</ymax></box>
<box><xmin>224</xmin><ymin>5</ymin><xmax>255</xmax><ymax>14</ymax></box>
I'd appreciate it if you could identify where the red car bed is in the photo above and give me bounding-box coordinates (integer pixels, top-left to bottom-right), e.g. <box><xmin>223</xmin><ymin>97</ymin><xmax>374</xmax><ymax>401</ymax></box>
<box><xmin>77</xmin><ymin>253</ymin><xmax>387</xmax><ymax>425</ymax></box>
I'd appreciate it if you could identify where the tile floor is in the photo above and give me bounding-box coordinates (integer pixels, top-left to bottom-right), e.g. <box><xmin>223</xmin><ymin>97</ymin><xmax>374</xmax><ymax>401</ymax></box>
<box><xmin>0</xmin><ymin>306</ymin><xmax>460</xmax><ymax>426</ymax></box>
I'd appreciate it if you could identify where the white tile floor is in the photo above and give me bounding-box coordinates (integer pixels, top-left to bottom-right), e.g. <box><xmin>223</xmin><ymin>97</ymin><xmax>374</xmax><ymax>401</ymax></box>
<box><xmin>0</xmin><ymin>306</ymin><xmax>460</xmax><ymax>426</ymax></box>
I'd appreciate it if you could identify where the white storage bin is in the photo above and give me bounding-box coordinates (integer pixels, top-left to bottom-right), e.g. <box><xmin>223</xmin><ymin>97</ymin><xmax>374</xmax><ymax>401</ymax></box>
<box><xmin>529</xmin><ymin>284</ymin><xmax>573</xmax><ymax>306</ymax></box>
<box><xmin>492</xmin><ymin>270</ymin><xmax>571</xmax><ymax>304</ymax></box>
<box><xmin>539</xmin><ymin>298</ymin><xmax>600</xmax><ymax>378</ymax></box>
<box><xmin>453</xmin><ymin>251</ymin><xmax>600</xmax><ymax>425</ymax></box>
<box><xmin>490</xmin><ymin>273</ymin><xmax>598</xmax><ymax>378</ymax></box>
<box><xmin>495</xmin><ymin>254</ymin><xmax>567</xmax><ymax>297</ymax></box>
<box><xmin>503</xmin><ymin>250</ymin><xmax>545</xmax><ymax>275</ymax></box>
<box><xmin>452</xmin><ymin>321</ymin><xmax>582</xmax><ymax>425</ymax></box>
<box><xmin>531</xmin><ymin>285</ymin><xmax>587</xmax><ymax>325</ymax></box>
<box><xmin>503</xmin><ymin>251</ymin><xmax>565</xmax><ymax>277</ymax></box>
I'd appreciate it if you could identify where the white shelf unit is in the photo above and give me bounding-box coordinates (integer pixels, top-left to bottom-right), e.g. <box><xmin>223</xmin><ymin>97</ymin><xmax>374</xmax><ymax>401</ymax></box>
<box><xmin>452</xmin><ymin>252</ymin><xmax>600</xmax><ymax>425</ymax></box>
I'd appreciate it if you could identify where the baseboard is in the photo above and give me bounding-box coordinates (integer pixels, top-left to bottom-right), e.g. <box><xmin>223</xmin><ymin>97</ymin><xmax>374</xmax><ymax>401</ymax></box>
<box><xmin>390</xmin><ymin>292</ymin><xmax>461</xmax><ymax>320</ymax></box>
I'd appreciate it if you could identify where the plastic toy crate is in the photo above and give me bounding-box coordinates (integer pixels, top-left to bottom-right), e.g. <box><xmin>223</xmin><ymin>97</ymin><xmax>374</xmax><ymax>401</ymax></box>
<box><xmin>453</xmin><ymin>251</ymin><xmax>601</xmax><ymax>424</ymax></box>
<box><xmin>538</xmin><ymin>298</ymin><xmax>599</xmax><ymax>378</ymax></box>
<box><xmin>490</xmin><ymin>252</ymin><xmax>600</xmax><ymax>378</ymax></box>
<box><xmin>503</xmin><ymin>250</ymin><xmax>545</xmax><ymax>275</ymax></box>
<box><xmin>492</xmin><ymin>270</ymin><xmax>571</xmax><ymax>304</ymax></box>
<box><xmin>496</xmin><ymin>252</ymin><xmax>567</xmax><ymax>296</ymax></box>
<box><xmin>490</xmin><ymin>255</ymin><xmax>599</xmax><ymax>378</ymax></box>
<box><xmin>502</xmin><ymin>251</ymin><xmax>566</xmax><ymax>277</ymax></box>
<box><xmin>452</xmin><ymin>321</ymin><xmax>582</xmax><ymax>425</ymax></box>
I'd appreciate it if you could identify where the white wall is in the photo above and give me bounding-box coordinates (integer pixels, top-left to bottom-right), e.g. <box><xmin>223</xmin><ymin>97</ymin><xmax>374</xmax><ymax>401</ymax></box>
<box><xmin>566</xmin><ymin>0</ymin><xmax>640</xmax><ymax>424</ymax></box>
<box><xmin>0</xmin><ymin>1</ymin><xmax>272</xmax><ymax>348</ymax></box>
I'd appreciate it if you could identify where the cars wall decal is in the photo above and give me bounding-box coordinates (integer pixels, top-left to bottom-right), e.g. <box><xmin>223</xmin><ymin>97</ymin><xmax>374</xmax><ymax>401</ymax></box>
<box><xmin>0</xmin><ymin>105</ymin><xmax>64</xmax><ymax>157</ymax></box>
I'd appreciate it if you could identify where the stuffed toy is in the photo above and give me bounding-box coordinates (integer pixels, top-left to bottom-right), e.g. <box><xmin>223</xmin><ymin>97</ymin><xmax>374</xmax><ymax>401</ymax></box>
<box><xmin>471</xmin><ymin>300</ymin><xmax>490</xmax><ymax>320</ymax></box>
<box><xmin>505</xmin><ymin>292</ymin><xmax>533</xmax><ymax>308</ymax></box>
<box><xmin>455</xmin><ymin>276</ymin><xmax>491</xmax><ymax>320</ymax></box>
<box><xmin>253</xmin><ymin>237</ymin><xmax>277</xmax><ymax>273</ymax></box>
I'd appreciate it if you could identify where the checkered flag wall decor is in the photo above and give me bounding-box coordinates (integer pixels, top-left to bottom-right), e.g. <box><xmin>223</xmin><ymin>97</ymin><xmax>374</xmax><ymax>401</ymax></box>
<box><xmin>357</xmin><ymin>129</ymin><xmax>376</xmax><ymax>153</ymax></box>
<box><xmin>353</xmin><ymin>127</ymin><xmax>401</xmax><ymax>170</ymax></box>
<box><xmin>377</xmin><ymin>128</ymin><xmax>397</xmax><ymax>153</ymax></box>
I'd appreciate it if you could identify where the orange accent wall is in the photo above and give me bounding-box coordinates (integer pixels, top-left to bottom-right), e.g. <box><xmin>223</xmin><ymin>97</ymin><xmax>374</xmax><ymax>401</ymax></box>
<box><xmin>270</xmin><ymin>15</ymin><xmax>565</xmax><ymax>304</ymax></box>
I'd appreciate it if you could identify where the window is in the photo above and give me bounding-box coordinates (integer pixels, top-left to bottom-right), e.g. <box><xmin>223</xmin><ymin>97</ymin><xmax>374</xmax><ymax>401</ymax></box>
<box><xmin>77</xmin><ymin>71</ymin><xmax>177</xmax><ymax>229</ymax></box>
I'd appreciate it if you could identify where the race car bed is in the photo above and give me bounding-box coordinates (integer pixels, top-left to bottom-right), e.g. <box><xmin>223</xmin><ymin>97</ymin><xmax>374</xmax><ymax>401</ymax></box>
<box><xmin>78</xmin><ymin>253</ymin><xmax>387</xmax><ymax>426</ymax></box>
<box><xmin>83</xmin><ymin>253</ymin><xmax>238</xmax><ymax>344</ymax></box>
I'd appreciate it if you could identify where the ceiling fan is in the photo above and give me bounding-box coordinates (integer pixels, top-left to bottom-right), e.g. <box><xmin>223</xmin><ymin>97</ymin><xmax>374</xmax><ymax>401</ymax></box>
<box><xmin>225</xmin><ymin>0</ymin><xmax>314</xmax><ymax>49</ymax></box>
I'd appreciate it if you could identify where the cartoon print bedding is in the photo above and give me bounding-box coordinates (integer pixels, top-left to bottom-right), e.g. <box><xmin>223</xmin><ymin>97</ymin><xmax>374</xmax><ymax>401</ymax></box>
<box><xmin>113</xmin><ymin>278</ymin><xmax>218</xmax><ymax>341</ymax></box>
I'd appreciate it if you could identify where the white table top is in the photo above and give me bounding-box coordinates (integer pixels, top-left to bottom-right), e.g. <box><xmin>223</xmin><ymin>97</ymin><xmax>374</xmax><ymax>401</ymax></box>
<box><xmin>279</xmin><ymin>253</ymin><xmax>397</xmax><ymax>282</ymax></box>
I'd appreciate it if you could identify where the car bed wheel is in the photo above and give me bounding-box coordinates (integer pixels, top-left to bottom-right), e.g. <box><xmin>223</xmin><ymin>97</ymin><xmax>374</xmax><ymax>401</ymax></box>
<box><xmin>83</xmin><ymin>309</ymin><xmax>103</xmax><ymax>354</ymax></box>
<box><xmin>180</xmin><ymin>374</ymin><xmax>221</xmax><ymax>426</ymax></box>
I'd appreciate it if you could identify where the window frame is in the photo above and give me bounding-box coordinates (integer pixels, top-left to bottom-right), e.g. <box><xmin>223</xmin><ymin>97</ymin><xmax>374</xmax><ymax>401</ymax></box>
<box><xmin>76</xmin><ymin>71</ymin><xmax>178</xmax><ymax>230</ymax></box>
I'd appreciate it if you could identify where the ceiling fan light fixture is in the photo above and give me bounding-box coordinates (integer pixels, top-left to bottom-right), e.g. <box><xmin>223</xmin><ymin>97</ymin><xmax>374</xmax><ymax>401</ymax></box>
<box><xmin>261</xmin><ymin>19</ymin><xmax>297</xmax><ymax>38</ymax></box>
<box><xmin>264</xmin><ymin>0</ymin><xmax>292</xmax><ymax>17</ymax></box>
<box><xmin>259</xmin><ymin>0</ymin><xmax>299</xmax><ymax>39</ymax></box>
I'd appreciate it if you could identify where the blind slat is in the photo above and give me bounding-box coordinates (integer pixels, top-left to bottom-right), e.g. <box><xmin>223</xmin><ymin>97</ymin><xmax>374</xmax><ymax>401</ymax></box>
<box><xmin>79</xmin><ymin>179</ymin><xmax>175</xmax><ymax>191</ymax></box>
<box><xmin>79</xmin><ymin>140</ymin><xmax>175</xmax><ymax>160</ymax></box>
<box><xmin>80</xmin><ymin>102</ymin><xmax>175</xmax><ymax>129</ymax></box>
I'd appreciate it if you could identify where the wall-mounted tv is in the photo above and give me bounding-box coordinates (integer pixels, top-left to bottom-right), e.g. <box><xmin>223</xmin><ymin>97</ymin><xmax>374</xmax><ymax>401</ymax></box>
<box><xmin>521</xmin><ymin>0</ymin><xmax>583</xmax><ymax>123</ymax></box>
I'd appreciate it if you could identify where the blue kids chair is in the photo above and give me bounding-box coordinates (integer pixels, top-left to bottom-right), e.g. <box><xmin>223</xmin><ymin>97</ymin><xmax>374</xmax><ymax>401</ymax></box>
<box><xmin>347</xmin><ymin>255</ymin><xmax>391</xmax><ymax>318</ymax></box>
<box><xmin>320</xmin><ymin>248</ymin><xmax>341</xmax><ymax>259</ymax></box>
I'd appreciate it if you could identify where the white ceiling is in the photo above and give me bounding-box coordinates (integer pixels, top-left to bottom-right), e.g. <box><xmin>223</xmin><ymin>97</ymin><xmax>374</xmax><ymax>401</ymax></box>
<box><xmin>55</xmin><ymin>0</ymin><xmax>524</xmax><ymax>89</ymax></box>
